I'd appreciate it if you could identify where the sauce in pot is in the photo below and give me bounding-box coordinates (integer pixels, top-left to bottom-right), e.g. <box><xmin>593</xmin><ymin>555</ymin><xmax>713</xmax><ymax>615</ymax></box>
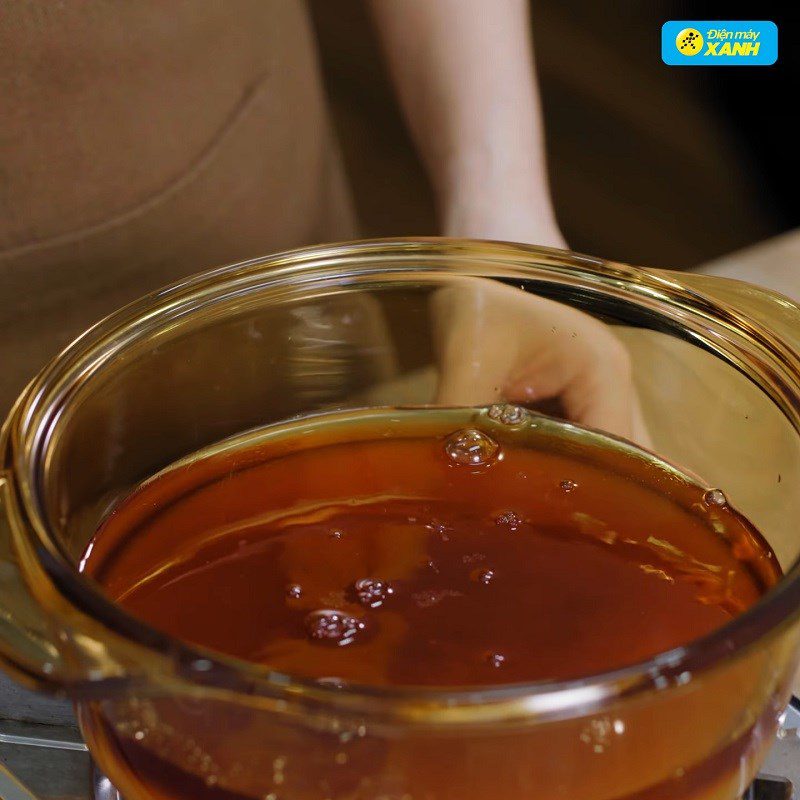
<box><xmin>78</xmin><ymin>407</ymin><xmax>782</xmax><ymax>799</ymax></box>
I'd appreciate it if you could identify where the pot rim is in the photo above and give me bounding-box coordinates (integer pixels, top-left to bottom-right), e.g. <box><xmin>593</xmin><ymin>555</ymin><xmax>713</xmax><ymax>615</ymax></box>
<box><xmin>4</xmin><ymin>237</ymin><xmax>800</xmax><ymax>722</ymax></box>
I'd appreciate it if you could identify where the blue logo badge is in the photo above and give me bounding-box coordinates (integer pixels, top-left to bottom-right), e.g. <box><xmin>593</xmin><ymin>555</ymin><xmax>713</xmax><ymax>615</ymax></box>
<box><xmin>662</xmin><ymin>21</ymin><xmax>778</xmax><ymax>66</ymax></box>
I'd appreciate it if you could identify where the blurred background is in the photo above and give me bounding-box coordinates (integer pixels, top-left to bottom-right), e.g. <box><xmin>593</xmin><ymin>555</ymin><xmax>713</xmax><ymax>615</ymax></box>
<box><xmin>311</xmin><ymin>0</ymin><xmax>796</xmax><ymax>268</ymax></box>
<box><xmin>0</xmin><ymin>0</ymin><xmax>796</xmax><ymax>417</ymax></box>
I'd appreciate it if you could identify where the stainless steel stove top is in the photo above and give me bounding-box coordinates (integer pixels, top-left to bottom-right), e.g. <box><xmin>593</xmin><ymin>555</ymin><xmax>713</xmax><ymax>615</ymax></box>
<box><xmin>1</xmin><ymin>702</ymin><xmax>798</xmax><ymax>799</ymax></box>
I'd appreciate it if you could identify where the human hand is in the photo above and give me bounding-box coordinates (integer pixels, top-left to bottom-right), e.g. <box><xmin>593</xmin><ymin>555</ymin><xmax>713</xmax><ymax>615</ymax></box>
<box><xmin>432</xmin><ymin>279</ymin><xmax>651</xmax><ymax>447</ymax></box>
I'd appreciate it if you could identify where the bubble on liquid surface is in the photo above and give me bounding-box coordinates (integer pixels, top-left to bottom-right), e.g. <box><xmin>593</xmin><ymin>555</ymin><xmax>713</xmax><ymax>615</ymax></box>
<box><xmin>304</xmin><ymin>610</ymin><xmax>366</xmax><ymax>647</ymax></box>
<box><xmin>422</xmin><ymin>558</ymin><xmax>440</xmax><ymax>574</ymax></box>
<box><xmin>444</xmin><ymin>429</ymin><xmax>500</xmax><ymax>467</ymax></box>
<box><xmin>426</xmin><ymin>518</ymin><xmax>453</xmax><ymax>541</ymax></box>
<box><xmin>560</xmin><ymin>479</ymin><xmax>579</xmax><ymax>493</ymax></box>
<box><xmin>286</xmin><ymin>584</ymin><xmax>303</xmax><ymax>599</ymax></box>
<box><xmin>413</xmin><ymin>589</ymin><xmax>462</xmax><ymax>608</ymax></box>
<box><xmin>353</xmin><ymin>578</ymin><xmax>394</xmax><ymax>608</ymax></box>
<box><xmin>486</xmin><ymin>652</ymin><xmax>506</xmax><ymax>668</ymax></box>
<box><xmin>487</xmin><ymin>403</ymin><xmax>527</xmax><ymax>425</ymax></box>
<box><xmin>703</xmin><ymin>489</ymin><xmax>727</xmax><ymax>507</ymax></box>
<box><xmin>495</xmin><ymin>510</ymin><xmax>523</xmax><ymax>530</ymax></box>
<box><xmin>472</xmin><ymin>568</ymin><xmax>495</xmax><ymax>585</ymax></box>
<box><xmin>316</xmin><ymin>676</ymin><xmax>348</xmax><ymax>690</ymax></box>
<box><xmin>580</xmin><ymin>717</ymin><xmax>624</xmax><ymax>754</ymax></box>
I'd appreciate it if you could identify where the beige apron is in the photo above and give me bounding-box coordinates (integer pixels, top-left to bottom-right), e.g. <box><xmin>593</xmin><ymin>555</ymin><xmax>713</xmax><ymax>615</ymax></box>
<box><xmin>0</xmin><ymin>1</ymin><xmax>357</xmax><ymax>413</ymax></box>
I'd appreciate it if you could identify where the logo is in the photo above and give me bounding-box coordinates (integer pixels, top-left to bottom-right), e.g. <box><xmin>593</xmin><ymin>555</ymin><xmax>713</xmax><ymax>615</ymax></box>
<box><xmin>662</xmin><ymin>21</ymin><xmax>778</xmax><ymax>66</ymax></box>
<box><xmin>676</xmin><ymin>28</ymin><xmax>704</xmax><ymax>55</ymax></box>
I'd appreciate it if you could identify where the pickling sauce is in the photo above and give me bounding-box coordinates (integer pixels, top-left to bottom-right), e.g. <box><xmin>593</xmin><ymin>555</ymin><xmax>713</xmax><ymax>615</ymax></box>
<box><xmin>82</xmin><ymin>407</ymin><xmax>780</xmax><ymax>686</ymax></box>
<box><xmin>78</xmin><ymin>406</ymin><xmax>783</xmax><ymax>800</ymax></box>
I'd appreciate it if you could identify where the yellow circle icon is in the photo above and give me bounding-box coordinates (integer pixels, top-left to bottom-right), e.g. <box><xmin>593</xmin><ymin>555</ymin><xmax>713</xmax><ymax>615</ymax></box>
<box><xmin>676</xmin><ymin>28</ymin><xmax>704</xmax><ymax>55</ymax></box>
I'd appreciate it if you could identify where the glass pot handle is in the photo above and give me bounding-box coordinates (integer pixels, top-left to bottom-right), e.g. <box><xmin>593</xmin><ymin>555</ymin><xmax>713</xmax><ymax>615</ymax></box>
<box><xmin>0</xmin><ymin>473</ymin><xmax>67</xmax><ymax>691</ymax></box>
<box><xmin>663</xmin><ymin>270</ymin><xmax>800</xmax><ymax>354</ymax></box>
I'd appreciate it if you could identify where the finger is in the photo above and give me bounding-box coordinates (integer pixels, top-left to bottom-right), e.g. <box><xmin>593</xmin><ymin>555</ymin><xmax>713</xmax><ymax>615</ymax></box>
<box><xmin>431</xmin><ymin>285</ymin><xmax>518</xmax><ymax>406</ymax></box>
<box><xmin>505</xmin><ymin>338</ymin><xmax>653</xmax><ymax>449</ymax></box>
<box><xmin>436</xmin><ymin>346</ymin><xmax>512</xmax><ymax>406</ymax></box>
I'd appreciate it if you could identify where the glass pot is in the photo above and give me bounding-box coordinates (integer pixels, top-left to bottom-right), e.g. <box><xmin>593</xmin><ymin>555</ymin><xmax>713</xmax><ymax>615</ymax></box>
<box><xmin>1</xmin><ymin>239</ymin><xmax>799</xmax><ymax>800</ymax></box>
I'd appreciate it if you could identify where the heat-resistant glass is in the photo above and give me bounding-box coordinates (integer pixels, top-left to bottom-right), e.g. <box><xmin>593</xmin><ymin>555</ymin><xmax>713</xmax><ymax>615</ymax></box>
<box><xmin>1</xmin><ymin>239</ymin><xmax>799</xmax><ymax>800</ymax></box>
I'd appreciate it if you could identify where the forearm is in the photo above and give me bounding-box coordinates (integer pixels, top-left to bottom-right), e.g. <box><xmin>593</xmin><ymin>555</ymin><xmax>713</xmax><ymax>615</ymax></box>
<box><xmin>368</xmin><ymin>0</ymin><xmax>562</xmax><ymax>245</ymax></box>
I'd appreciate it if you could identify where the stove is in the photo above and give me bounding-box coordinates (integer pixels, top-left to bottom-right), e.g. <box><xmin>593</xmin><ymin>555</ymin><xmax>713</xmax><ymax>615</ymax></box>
<box><xmin>753</xmin><ymin>700</ymin><xmax>800</xmax><ymax>799</ymax></box>
<box><xmin>1</xmin><ymin>701</ymin><xmax>798</xmax><ymax>799</ymax></box>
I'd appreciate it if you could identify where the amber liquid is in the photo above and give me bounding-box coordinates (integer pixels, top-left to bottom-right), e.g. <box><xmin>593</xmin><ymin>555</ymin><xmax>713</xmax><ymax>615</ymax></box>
<box><xmin>78</xmin><ymin>407</ymin><xmax>782</xmax><ymax>800</ymax></box>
